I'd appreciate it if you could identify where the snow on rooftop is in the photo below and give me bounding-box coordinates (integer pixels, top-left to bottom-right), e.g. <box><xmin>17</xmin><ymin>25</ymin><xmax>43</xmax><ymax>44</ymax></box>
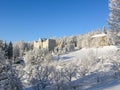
<box><xmin>92</xmin><ymin>33</ymin><xmax>106</xmax><ymax>38</ymax></box>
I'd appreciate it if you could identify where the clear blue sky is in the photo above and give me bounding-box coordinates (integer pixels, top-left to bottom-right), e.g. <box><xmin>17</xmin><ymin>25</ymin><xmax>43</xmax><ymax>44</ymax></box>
<box><xmin>0</xmin><ymin>0</ymin><xmax>109</xmax><ymax>42</ymax></box>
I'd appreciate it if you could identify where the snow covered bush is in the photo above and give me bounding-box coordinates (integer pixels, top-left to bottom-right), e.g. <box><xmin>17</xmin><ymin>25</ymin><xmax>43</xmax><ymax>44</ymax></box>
<box><xmin>50</xmin><ymin>67</ymin><xmax>69</xmax><ymax>90</ymax></box>
<box><xmin>30</xmin><ymin>65</ymin><xmax>53</xmax><ymax>90</ymax></box>
<box><xmin>62</xmin><ymin>63</ymin><xmax>77</xmax><ymax>82</ymax></box>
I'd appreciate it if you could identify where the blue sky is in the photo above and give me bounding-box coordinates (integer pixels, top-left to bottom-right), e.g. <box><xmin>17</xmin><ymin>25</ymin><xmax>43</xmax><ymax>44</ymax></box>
<box><xmin>0</xmin><ymin>0</ymin><xmax>109</xmax><ymax>42</ymax></box>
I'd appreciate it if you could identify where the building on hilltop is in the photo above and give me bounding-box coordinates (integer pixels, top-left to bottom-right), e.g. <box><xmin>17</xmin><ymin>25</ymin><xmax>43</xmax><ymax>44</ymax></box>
<box><xmin>77</xmin><ymin>33</ymin><xmax>113</xmax><ymax>49</ymax></box>
<box><xmin>90</xmin><ymin>33</ymin><xmax>113</xmax><ymax>48</ymax></box>
<box><xmin>34</xmin><ymin>38</ymin><xmax>56</xmax><ymax>51</ymax></box>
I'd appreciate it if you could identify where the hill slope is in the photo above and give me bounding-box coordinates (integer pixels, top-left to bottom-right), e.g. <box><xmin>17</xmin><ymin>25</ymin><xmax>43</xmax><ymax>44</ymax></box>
<box><xmin>53</xmin><ymin>45</ymin><xmax>120</xmax><ymax>90</ymax></box>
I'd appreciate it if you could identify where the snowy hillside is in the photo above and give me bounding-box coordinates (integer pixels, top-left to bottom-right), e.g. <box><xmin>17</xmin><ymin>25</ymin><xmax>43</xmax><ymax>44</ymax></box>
<box><xmin>57</xmin><ymin>45</ymin><xmax>118</xmax><ymax>62</ymax></box>
<box><xmin>52</xmin><ymin>45</ymin><xmax>120</xmax><ymax>90</ymax></box>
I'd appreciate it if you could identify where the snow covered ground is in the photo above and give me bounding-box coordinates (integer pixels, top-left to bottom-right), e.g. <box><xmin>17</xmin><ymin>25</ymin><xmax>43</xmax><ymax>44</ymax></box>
<box><xmin>58</xmin><ymin>45</ymin><xmax>118</xmax><ymax>61</ymax></box>
<box><xmin>53</xmin><ymin>46</ymin><xmax>118</xmax><ymax>67</ymax></box>
<box><xmin>90</xmin><ymin>78</ymin><xmax>120</xmax><ymax>90</ymax></box>
<box><xmin>68</xmin><ymin>74</ymin><xmax>120</xmax><ymax>90</ymax></box>
<box><xmin>53</xmin><ymin>45</ymin><xmax>120</xmax><ymax>90</ymax></box>
<box><xmin>24</xmin><ymin>77</ymin><xmax>120</xmax><ymax>90</ymax></box>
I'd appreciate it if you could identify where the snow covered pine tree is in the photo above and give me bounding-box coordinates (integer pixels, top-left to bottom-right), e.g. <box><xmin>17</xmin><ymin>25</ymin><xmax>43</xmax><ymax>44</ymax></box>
<box><xmin>109</xmin><ymin>0</ymin><xmax>120</xmax><ymax>45</ymax></box>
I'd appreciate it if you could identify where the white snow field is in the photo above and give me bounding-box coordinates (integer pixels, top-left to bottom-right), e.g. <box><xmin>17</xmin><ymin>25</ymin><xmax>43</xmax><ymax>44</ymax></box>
<box><xmin>57</xmin><ymin>45</ymin><xmax>118</xmax><ymax>62</ymax></box>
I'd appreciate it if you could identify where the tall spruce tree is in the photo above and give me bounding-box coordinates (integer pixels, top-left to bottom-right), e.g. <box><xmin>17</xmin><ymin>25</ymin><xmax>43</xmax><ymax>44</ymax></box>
<box><xmin>109</xmin><ymin>0</ymin><xmax>120</xmax><ymax>45</ymax></box>
<box><xmin>109</xmin><ymin>0</ymin><xmax>120</xmax><ymax>30</ymax></box>
<box><xmin>8</xmin><ymin>41</ymin><xmax>13</xmax><ymax>59</ymax></box>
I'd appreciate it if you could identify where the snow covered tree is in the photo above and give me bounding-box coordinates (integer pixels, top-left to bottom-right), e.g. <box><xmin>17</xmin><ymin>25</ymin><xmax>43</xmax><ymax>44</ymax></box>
<box><xmin>52</xmin><ymin>68</ymin><xmax>67</xmax><ymax>90</ymax></box>
<box><xmin>27</xmin><ymin>42</ymin><xmax>33</xmax><ymax>51</ymax></box>
<box><xmin>30</xmin><ymin>65</ymin><xmax>52</xmax><ymax>90</ymax></box>
<box><xmin>64</xmin><ymin>43</ymin><xmax>75</xmax><ymax>52</ymax></box>
<box><xmin>23</xmin><ymin>48</ymin><xmax>53</xmax><ymax>88</ymax></box>
<box><xmin>103</xmin><ymin>26</ymin><xmax>107</xmax><ymax>34</ymax></box>
<box><xmin>18</xmin><ymin>41</ymin><xmax>26</xmax><ymax>57</ymax></box>
<box><xmin>109</xmin><ymin>0</ymin><xmax>120</xmax><ymax>45</ymax></box>
<box><xmin>13</xmin><ymin>41</ymin><xmax>27</xmax><ymax>58</ymax></box>
<box><xmin>77</xmin><ymin>35</ymin><xmax>83</xmax><ymax>49</ymax></box>
<box><xmin>13</xmin><ymin>44</ymin><xmax>20</xmax><ymax>61</ymax></box>
<box><xmin>0</xmin><ymin>40</ymin><xmax>4</xmax><ymax>49</ymax></box>
<box><xmin>0</xmin><ymin>47</ymin><xmax>23</xmax><ymax>90</ymax></box>
<box><xmin>62</xmin><ymin>63</ymin><xmax>77</xmax><ymax>82</ymax></box>
<box><xmin>109</xmin><ymin>0</ymin><xmax>120</xmax><ymax>31</ymax></box>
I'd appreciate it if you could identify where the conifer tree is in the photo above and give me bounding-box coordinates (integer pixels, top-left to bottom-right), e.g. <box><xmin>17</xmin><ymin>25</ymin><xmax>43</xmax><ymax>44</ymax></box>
<box><xmin>8</xmin><ymin>41</ymin><xmax>13</xmax><ymax>59</ymax></box>
<box><xmin>109</xmin><ymin>0</ymin><xmax>120</xmax><ymax>45</ymax></box>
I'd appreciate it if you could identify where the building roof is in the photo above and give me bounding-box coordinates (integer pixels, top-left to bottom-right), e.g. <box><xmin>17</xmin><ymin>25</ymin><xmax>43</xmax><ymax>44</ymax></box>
<box><xmin>91</xmin><ymin>33</ymin><xmax>106</xmax><ymax>38</ymax></box>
